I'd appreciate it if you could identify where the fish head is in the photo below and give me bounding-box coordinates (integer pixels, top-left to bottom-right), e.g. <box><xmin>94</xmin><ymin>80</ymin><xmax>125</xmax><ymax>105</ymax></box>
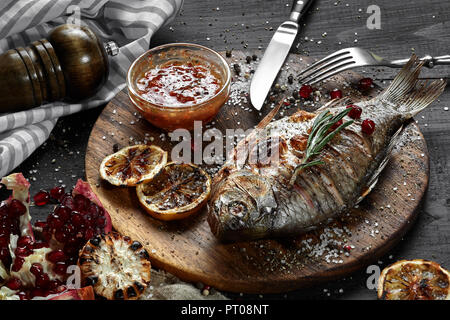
<box><xmin>207</xmin><ymin>170</ymin><xmax>277</xmax><ymax>241</ymax></box>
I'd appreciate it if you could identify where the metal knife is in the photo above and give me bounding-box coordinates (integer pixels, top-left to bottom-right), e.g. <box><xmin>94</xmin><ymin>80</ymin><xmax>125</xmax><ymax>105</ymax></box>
<box><xmin>250</xmin><ymin>0</ymin><xmax>314</xmax><ymax>110</ymax></box>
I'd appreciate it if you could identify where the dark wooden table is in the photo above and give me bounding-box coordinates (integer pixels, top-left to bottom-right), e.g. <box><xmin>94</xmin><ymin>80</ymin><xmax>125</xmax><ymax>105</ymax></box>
<box><xmin>13</xmin><ymin>0</ymin><xmax>450</xmax><ymax>299</ymax></box>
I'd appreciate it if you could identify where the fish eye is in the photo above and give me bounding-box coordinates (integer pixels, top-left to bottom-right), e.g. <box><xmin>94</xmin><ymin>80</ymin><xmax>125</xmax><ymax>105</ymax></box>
<box><xmin>227</xmin><ymin>201</ymin><xmax>248</xmax><ymax>217</ymax></box>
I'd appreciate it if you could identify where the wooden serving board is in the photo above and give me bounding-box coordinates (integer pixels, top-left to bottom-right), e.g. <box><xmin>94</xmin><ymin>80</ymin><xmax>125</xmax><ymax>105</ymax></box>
<box><xmin>85</xmin><ymin>51</ymin><xmax>429</xmax><ymax>294</ymax></box>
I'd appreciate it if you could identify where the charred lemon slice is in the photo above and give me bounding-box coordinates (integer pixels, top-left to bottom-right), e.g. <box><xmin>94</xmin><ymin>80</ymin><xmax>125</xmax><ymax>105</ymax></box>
<box><xmin>136</xmin><ymin>162</ymin><xmax>211</xmax><ymax>221</ymax></box>
<box><xmin>99</xmin><ymin>145</ymin><xmax>167</xmax><ymax>186</ymax></box>
<box><xmin>78</xmin><ymin>233</ymin><xmax>151</xmax><ymax>300</ymax></box>
<box><xmin>378</xmin><ymin>259</ymin><xmax>450</xmax><ymax>300</ymax></box>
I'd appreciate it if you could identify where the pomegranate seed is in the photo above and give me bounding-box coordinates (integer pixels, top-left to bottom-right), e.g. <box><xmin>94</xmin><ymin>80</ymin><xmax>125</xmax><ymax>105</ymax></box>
<box><xmin>60</xmin><ymin>194</ymin><xmax>74</xmax><ymax>209</ymax></box>
<box><xmin>47</xmin><ymin>213</ymin><xmax>64</xmax><ymax>230</ymax></box>
<box><xmin>50</xmin><ymin>186</ymin><xmax>65</xmax><ymax>200</ymax></box>
<box><xmin>0</xmin><ymin>247</ymin><xmax>10</xmax><ymax>263</ymax></box>
<box><xmin>299</xmin><ymin>85</ymin><xmax>313</xmax><ymax>99</ymax></box>
<box><xmin>361</xmin><ymin>119</ymin><xmax>376</xmax><ymax>135</ymax></box>
<box><xmin>54</xmin><ymin>205</ymin><xmax>71</xmax><ymax>222</ymax></box>
<box><xmin>84</xmin><ymin>228</ymin><xmax>95</xmax><ymax>240</ymax></box>
<box><xmin>63</xmin><ymin>243</ymin><xmax>79</xmax><ymax>257</ymax></box>
<box><xmin>30</xmin><ymin>288</ymin><xmax>45</xmax><ymax>298</ymax></box>
<box><xmin>344</xmin><ymin>245</ymin><xmax>352</xmax><ymax>252</ymax></box>
<box><xmin>70</xmin><ymin>212</ymin><xmax>85</xmax><ymax>228</ymax></box>
<box><xmin>30</xmin><ymin>263</ymin><xmax>44</xmax><ymax>276</ymax></box>
<box><xmin>8</xmin><ymin>200</ymin><xmax>26</xmax><ymax>217</ymax></box>
<box><xmin>67</xmin><ymin>236</ymin><xmax>80</xmax><ymax>246</ymax></box>
<box><xmin>11</xmin><ymin>256</ymin><xmax>24</xmax><ymax>272</ymax></box>
<box><xmin>5</xmin><ymin>277</ymin><xmax>22</xmax><ymax>290</ymax></box>
<box><xmin>54</xmin><ymin>229</ymin><xmax>68</xmax><ymax>243</ymax></box>
<box><xmin>49</xmin><ymin>279</ymin><xmax>63</xmax><ymax>290</ymax></box>
<box><xmin>330</xmin><ymin>89</ymin><xmax>342</xmax><ymax>99</ymax></box>
<box><xmin>34</xmin><ymin>220</ymin><xmax>47</xmax><ymax>229</ymax></box>
<box><xmin>53</xmin><ymin>262</ymin><xmax>67</xmax><ymax>276</ymax></box>
<box><xmin>17</xmin><ymin>236</ymin><xmax>33</xmax><ymax>249</ymax></box>
<box><xmin>18</xmin><ymin>291</ymin><xmax>28</xmax><ymax>300</ymax></box>
<box><xmin>283</xmin><ymin>100</ymin><xmax>291</xmax><ymax>106</ymax></box>
<box><xmin>87</xmin><ymin>203</ymin><xmax>100</xmax><ymax>218</ymax></box>
<box><xmin>64</xmin><ymin>223</ymin><xmax>76</xmax><ymax>236</ymax></box>
<box><xmin>46</xmin><ymin>249</ymin><xmax>66</xmax><ymax>263</ymax></box>
<box><xmin>15</xmin><ymin>246</ymin><xmax>31</xmax><ymax>257</ymax></box>
<box><xmin>33</xmin><ymin>190</ymin><xmax>50</xmax><ymax>206</ymax></box>
<box><xmin>358</xmin><ymin>77</ymin><xmax>373</xmax><ymax>91</ymax></box>
<box><xmin>84</xmin><ymin>215</ymin><xmax>94</xmax><ymax>228</ymax></box>
<box><xmin>35</xmin><ymin>273</ymin><xmax>50</xmax><ymax>289</ymax></box>
<box><xmin>331</xmin><ymin>119</ymin><xmax>343</xmax><ymax>131</ymax></box>
<box><xmin>0</xmin><ymin>235</ymin><xmax>9</xmax><ymax>247</ymax></box>
<box><xmin>9</xmin><ymin>220</ymin><xmax>19</xmax><ymax>234</ymax></box>
<box><xmin>74</xmin><ymin>194</ymin><xmax>89</xmax><ymax>212</ymax></box>
<box><xmin>346</xmin><ymin>104</ymin><xmax>362</xmax><ymax>119</ymax></box>
<box><xmin>42</xmin><ymin>231</ymin><xmax>53</xmax><ymax>243</ymax></box>
<box><xmin>95</xmin><ymin>216</ymin><xmax>106</xmax><ymax>227</ymax></box>
<box><xmin>33</xmin><ymin>241</ymin><xmax>49</xmax><ymax>249</ymax></box>
<box><xmin>0</xmin><ymin>203</ymin><xmax>8</xmax><ymax>215</ymax></box>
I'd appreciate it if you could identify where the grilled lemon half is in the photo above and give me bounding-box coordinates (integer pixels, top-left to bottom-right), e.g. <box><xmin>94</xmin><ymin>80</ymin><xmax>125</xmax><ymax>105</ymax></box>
<box><xmin>378</xmin><ymin>259</ymin><xmax>450</xmax><ymax>300</ymax></box>
<box><xmin>99</xmin><ymin>144</ymin><xmax>167</xmax><ymax>186</ymax></box>
<box><xmin>78</xmin><ymin>233</ymin><xmax>151</xmax><ymax>300</ymax></box>
<box><xmin>136</xmin><ymin>162</ymin><xmax>211</xmax><ymax>221</ymax></box>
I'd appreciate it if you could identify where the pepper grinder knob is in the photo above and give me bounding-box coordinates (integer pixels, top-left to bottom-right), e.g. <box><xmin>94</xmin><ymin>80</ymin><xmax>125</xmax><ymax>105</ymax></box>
<box><xmin>104</xmin><ymin>41</ymin><xmax>119</xmax><ymax>56</ymax></box>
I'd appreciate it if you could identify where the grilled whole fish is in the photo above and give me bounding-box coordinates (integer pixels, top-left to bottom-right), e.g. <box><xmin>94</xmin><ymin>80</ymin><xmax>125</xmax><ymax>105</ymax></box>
<box><xmin>207</xmin><ymin>55</ymin><xmax>446</xmax><ymax>242</ymax></box>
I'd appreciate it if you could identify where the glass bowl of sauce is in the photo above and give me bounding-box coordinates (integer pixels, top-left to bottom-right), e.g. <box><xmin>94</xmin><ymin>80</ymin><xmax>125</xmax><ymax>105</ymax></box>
<box><xmin>127</xmin><ymin>43</ymin><xmax>231</xmax><ymax>131</ymax></box>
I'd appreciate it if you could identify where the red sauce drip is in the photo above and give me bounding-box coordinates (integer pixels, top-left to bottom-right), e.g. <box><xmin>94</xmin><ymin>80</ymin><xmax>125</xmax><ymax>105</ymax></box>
<box><xmin>137</xmin><ymin>61</ymin><xmax>222</xmax><ymax>106</ymax></box>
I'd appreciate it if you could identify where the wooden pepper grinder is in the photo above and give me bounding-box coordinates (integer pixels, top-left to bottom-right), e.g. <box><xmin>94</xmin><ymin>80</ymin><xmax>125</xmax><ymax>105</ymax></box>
<box><xmin>0</xmin><ymin>24</ymin><xmax>119</xmax><ymax>114</ymax></box>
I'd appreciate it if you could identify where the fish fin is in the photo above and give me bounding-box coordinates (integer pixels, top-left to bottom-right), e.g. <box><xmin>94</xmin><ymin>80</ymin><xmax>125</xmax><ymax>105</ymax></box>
<box><xmin>256</xmin><ymin>97</ymin><xmax>285</xmax><ymax>129</ymax></box>
<box><xmin>354</xmin><ymin>125</ymin><xmax>403</xmax><ymax>204</ymax></box>
<box><xmin>381</xmin><ymin>54</ymin><xmax>446</xmax><ymax>118</ymax></box>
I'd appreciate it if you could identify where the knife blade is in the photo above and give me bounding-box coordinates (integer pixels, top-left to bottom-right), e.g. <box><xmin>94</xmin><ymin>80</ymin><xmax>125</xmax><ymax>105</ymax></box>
<box><xmin>250</xmin><ymin>0</ymin><xmax>314</xmax><ymax>110</ymax></box>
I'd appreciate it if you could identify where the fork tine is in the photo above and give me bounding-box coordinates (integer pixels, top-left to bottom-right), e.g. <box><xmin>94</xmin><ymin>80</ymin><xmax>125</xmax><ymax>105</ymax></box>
<box><xmin>298</xmin><ymin>55</ymin><xmax>353</xmax><ymax>83</ymax></box>
<box><xmin>297</xmin><ymin>48</ymin><xmax>352</xmax><ymax>78</ymax></box>
<box><xmin>308</xmin><ymin>61</ymin><xmax>356</xmax><ymax>85</ymax></box>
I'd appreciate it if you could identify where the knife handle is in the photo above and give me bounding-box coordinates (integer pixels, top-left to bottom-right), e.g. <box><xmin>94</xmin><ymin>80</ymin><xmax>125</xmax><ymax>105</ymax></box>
<box><xmin>290</xmin><ymin>0</ymin><xmax>314</xmax><ymax>23</ymax></box>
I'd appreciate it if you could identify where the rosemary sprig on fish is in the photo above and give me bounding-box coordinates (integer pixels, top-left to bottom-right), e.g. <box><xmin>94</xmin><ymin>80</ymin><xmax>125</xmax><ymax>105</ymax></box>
<box><xmin>289</xmin><ymin>108</ymin><xmax>354</xmax><ymax>185</ymax></box>
<box><xmin>207</xmin><ymin>55</ymin><xmax>446</xmax><ymax>242</ymax></box>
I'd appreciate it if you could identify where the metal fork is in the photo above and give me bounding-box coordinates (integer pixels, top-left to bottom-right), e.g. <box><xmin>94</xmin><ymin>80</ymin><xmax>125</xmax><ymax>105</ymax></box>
<box><xmin>298</xmin><ymin>47</ymin><xmax>450</xmax><ymax>85</ymax></box>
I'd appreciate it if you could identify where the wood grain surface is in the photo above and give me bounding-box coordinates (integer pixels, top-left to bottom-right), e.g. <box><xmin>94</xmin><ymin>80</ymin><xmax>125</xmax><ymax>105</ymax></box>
<box><xmin>85</xmin><ymin>51</ymin><xmax>429</xmax><ymax>293</ymax></box>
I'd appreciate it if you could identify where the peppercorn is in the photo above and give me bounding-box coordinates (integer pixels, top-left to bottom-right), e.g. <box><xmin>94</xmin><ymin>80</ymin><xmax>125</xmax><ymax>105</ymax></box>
<box><xmin>273</xmin><ymin>83</ymin><xmax>281</xmax><ymax>93</ymax></box>
<box><xmin>252</xmin><ymin>54</ymin><xmax>257</xmax><ymax>61</ymax></box>
<box><xmin>292</xmin><ymin>90</ymin><xmax>300</xmax><ymax>100</ymax></box>
<box><xmin>287</xmin><ymin>75</ymin><xmax>294</xmax><ymax>84</ymax></box>
<box><xmin>245</xmin><ymin>56</ymin><xmax>252</xmax><ymax>64</ymax></box>
<box><xmin>225</xmin><ymin>50</ymin><xmax>232</xmax><ymax>57</ymax></box>
<box><xmin>233</xmin><ymin>63</ymin><xmax>241</xmax><ymax>74</ymax></box>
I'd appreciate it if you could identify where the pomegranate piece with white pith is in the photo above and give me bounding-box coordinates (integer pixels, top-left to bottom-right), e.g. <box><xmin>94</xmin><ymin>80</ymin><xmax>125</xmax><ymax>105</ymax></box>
<box><xmin>35</xmin><ymin>179</ymin><xmax>113</xmax><ymax>267</ymax></box>
<box><xmin>0</xmin><ymin>174</ymin><xmax>111</xmax><ymax>300</ymax></box>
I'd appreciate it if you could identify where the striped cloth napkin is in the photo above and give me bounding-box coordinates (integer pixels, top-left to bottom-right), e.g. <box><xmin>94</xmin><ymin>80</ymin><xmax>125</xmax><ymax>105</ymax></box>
<box><xmin>0</xmin><ymin>0</ymin><xmax>183</xmax><ymax>178</ymax></box>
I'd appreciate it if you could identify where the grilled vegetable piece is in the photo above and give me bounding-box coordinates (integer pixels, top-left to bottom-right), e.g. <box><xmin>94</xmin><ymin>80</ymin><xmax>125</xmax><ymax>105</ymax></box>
<box><xmin>100</xmin><ymin>145</ymin><xmax>167</xmax><ymax>186</ymax></box>
<box><xmin>378</xmin><ymin>259</ymin><xmax>450</xmax><ymax>300</ymax></box>
<box><xmin>136</xmin><ymin>162</ymin><xmax>211</xmax><ymax>221</ymax></box>
<box><xmin>78</xmin><ymin>233</ymin><xmax>151</xmax><ymax>300</ymax></box>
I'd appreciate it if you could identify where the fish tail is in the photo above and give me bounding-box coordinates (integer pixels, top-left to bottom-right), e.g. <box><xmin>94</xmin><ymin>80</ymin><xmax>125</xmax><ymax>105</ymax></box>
<box><xmin>381</xmin><ymin>54</ymin><xmax>446</xmax><ymax>118</ymax></box>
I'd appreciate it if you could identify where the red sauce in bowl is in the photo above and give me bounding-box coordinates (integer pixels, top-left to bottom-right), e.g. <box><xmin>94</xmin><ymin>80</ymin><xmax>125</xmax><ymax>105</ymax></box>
<box><xmin>127</xmin><ymin>43</ymin><xmax>231</xmax><ymax>131</ymax></box>
<box><xmin>136</xmin><ymin>61</ymin><xmax>223</xmax><ymax>107</ymax></box>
